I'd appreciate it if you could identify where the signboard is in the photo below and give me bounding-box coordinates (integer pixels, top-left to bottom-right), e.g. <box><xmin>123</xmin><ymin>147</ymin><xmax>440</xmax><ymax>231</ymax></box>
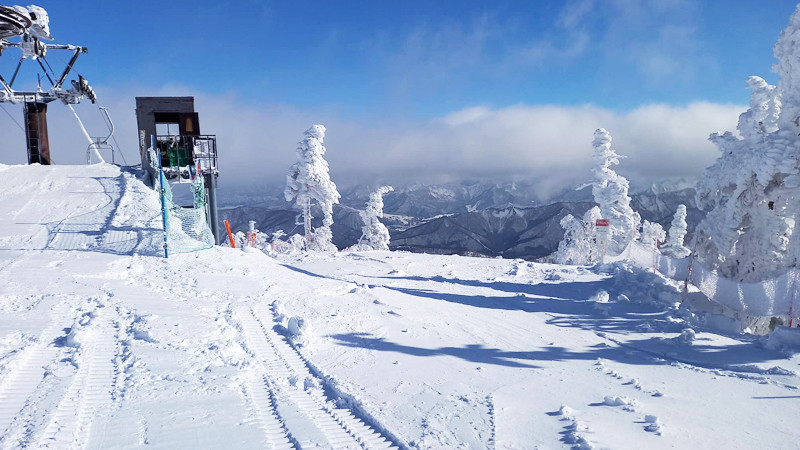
<box><xmin>595</xmin><ymin>219</ymin><xmax>610</xmax><ymax>255</ymax></box>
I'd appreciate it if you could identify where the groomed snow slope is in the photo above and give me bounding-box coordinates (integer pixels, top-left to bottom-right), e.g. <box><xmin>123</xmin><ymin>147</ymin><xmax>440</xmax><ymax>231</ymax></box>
<box><xmin>0</xmin><ymin>163</ymin><xmax>799</xmax><ymax>449</ymax></box>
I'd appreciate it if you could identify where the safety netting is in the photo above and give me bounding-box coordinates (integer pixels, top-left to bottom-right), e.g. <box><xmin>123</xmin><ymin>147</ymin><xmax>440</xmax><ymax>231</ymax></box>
<box><xmin>161</xmin><ymin>169</ymin><xmax>214</xmax><ymax>254</ymax></box>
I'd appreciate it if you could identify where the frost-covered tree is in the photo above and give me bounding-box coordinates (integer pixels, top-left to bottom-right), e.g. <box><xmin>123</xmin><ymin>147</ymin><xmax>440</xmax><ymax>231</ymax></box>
<box><xmin>694</xmin><ymin>7</ymin><xmax>800</xmax><ymax>281</ymax></box>
<box><xmin>639</xmin><ymin>220</ymin><xmax>666</xmax><ymax>250</ymax></box>
<box><xmin>661</xmin><ymin>204</ymin><xmax>691</xmax><ymax>258</ymax></box>
<box><xmin>358</xmin><ymin>186</ymin><xmax>394</xmax><ymax>251</ymax></box>
<box><xmin>591</xmin><ymin>128</ymin><xmax>641</xmax><ymax>255</ymax></box>
<box><xmin>285</xmin><ymin>124</ymin><xmax>341</xmax><ymax>252</ymax></box>
<box><xmin>556</xmin><ymin>206</ymin><xmax>601</xmax><ymax>265</ymax></box>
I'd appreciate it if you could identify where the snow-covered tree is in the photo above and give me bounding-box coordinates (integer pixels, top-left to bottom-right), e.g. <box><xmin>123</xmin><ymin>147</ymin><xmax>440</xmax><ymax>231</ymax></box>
<box><xmin>639</xmin><ymin>220</ymin><xmax>666</xmax><ymax>250</ymax></box>
<box><xmin>285</xmin><ymin>124</ymin><xmax>341</xmax><ymax>252</ymax></box>
<box><xmin>358</xmin><ymin>186</ymin><xmax>394</xmax><ymax>251</ymax></box>
<box><xmin>694</xmin><ymin>7</ymin><xmax>800</xmax><ymax>281</ymax></box>
<box><xmin>591</xmin><ymin>128</ymin><xmax>641</xmax><ymax>255</ymax></box>
<box><xmin>556</xmin><ymin>206</ymin><xmax>601</xmax><ymax>265</ymax></box>
<box><xmin>661</xmin><ymin>204</ymin><xmax>691</xmax><ymax>258</ymax></box>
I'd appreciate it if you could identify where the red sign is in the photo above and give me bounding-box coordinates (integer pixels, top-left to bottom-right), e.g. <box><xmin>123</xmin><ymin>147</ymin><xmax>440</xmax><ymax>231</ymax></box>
<box><xmin>596</xmin><ymin>219</ymin><xmax>609</xmax><ymax>227</ymax></box>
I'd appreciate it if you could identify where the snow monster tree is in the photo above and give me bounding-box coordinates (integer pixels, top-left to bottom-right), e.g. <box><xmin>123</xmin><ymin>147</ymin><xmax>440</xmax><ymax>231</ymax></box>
<box><xmin>661</xmin><ymin>204</ymin><xmax>691</xmax><ymax>258</ymax></box>
<box><xmin>358</xmin><ymin>185</ymin><xmax>394</xmax><ymax>251</ymax></box>
<box><xmin>285</xmin><ymin>124</ymin><xmax>341</xmax><ymax>251</ymax></box>
<box><xmin>695</xmin><ymin>5</ymin><xmax>800</xmax><ymax>282</ymax></box>
<box><xmin>556</xmin><ymin>206</ymin><xmax>601</xmax><ymax>265</ymax></box>
<box><xmin>591</xmin><ymin>128</ymin><xmax>640</xmax><ymax>256</ymax></box>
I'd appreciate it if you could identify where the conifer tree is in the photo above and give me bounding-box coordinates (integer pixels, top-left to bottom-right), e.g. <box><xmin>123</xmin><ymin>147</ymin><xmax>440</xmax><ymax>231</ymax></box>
<box><xmin>661</xmin><ymin>204</ymin><xmax>691</xmax><ymax>258</ymax></box>
<box><xmin>285</xmin><ymin>124</ymin><xmax>341</xmax><ymax>251</ymax></box>
<box><xmin>694</xmin><ymin>7</ymin><xmax>800</xmax><ymax>281</ymax></box>
<box><xmin>357</xmin><ymin>186</ymin><xmax>394</xmax><ymax>251</ymax></box>
<box><xmin>591</xmin><ymin>128</ymin><xmax>640</xmax><ymax>255</ymax></box>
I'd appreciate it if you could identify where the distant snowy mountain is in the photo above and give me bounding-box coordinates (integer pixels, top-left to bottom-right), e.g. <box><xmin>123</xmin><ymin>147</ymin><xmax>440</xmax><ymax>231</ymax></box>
<box><xmin>389</xmin><ymin>187</ymin><xmax>700</xmax><ymax>259</ymax></box>
<box><xmin>632</xmin><ymin>187</ymin><xmax>702</xmax><ymax>229</ymax></box>
<box><xmin>391</xmin><ymin>202</ymin><xmax>596</xmax><ymax>259</ymax></box>
<box><xmin>221</xmin><ymin>181</ymin><xmax>702</xmax><ymax>259</ymax></box>
<box><xmin>638</xmin><ymin>177</ymin><xmax>698</xmax><ymax>195</ymax></box>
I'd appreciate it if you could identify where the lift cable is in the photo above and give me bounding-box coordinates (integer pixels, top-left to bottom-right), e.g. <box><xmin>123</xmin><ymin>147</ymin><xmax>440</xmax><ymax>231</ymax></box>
<box><xmin>0</xmin><ymin>103</ymin><xmax>24</xmax><ymax>131</ymax></box>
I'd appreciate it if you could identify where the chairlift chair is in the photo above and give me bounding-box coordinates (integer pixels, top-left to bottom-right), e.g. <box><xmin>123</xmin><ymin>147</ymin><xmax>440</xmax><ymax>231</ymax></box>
<box><xmin>86</xmin><ymin>106</ymin><xmax>115</xmax><ymax>164</ymax></box>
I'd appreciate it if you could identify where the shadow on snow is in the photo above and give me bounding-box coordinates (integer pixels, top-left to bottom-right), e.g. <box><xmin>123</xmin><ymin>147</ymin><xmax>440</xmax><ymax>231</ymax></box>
<box><xmin>324</xmin><ymin>274</ymin><xmax>790</xmax><ymax>372</ymax></box>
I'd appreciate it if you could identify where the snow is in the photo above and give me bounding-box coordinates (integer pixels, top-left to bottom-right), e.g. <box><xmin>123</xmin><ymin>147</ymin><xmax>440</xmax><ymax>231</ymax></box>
<box><xmin>0</xmin><ymin>163</ymin><xmax>799</xmax><ymax>449</ymax></box>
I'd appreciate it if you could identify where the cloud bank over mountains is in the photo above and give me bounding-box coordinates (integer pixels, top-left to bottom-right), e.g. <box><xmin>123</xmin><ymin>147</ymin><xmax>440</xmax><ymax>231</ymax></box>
<box><xmin>0</xmin><ymin>85</ymin><xmax>741</xmax><ymax>200</ymax></box>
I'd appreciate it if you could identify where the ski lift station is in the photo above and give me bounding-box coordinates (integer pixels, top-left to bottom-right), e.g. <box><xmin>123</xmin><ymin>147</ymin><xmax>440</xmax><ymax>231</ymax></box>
<box><xmin>0</xmin><ymin>5</ymin><xmax>222</xmax><ymax>249</ymax></box>
<box><xmin>135</xmin><ymin>96</ymin><xmax>221</xmax><ymax>245</ymax></box>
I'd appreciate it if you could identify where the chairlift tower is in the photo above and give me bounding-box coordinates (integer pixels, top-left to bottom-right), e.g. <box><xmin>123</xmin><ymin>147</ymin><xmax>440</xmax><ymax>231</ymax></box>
<box><xmin>135</xmin><ymin>97</ymin><xmax>221</xmax><ymax>245</ymax></box>
<box><xmin>0</xmin><ymin>5</ymin><xmax>98</xmax><ymax>164</ymax></box>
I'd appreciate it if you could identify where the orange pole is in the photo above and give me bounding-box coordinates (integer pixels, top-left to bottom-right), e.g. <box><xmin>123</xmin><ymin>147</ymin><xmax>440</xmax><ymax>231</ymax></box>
<box><xmin>224</xmin><ymin>219</ymin><xmax>235</xmax><ymax>248</ymax></box>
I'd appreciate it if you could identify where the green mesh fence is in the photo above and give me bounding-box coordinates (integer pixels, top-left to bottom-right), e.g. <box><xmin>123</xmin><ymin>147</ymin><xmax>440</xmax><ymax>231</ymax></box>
<box><xmin>162</xmin><ymin>173</ymin><xmax>215</xmax><ymax>254</ymax></box>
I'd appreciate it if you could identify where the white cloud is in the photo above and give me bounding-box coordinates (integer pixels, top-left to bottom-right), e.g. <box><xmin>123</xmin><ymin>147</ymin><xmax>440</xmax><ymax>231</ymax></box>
<box><xmin>513</xmin><ymin>0</ymin><xmax>704</xmax><ymax>83</ymax></box>
<box><xmin>0</xmin><ymin>85</ymin><xmax>742</xmax><ymax>201</ymax></box>
<box><xmin>322</xmin><ymin>102</ymin><xmax>741</xmax><ymax>198</ymax></box>
<box><xmin>557</xmin><ymin>0</ymin><xmax>597</xmax><ymax>29</ymax></box>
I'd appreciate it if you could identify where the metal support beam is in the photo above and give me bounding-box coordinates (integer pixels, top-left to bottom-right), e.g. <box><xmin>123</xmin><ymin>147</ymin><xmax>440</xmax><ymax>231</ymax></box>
<box><xmin>36</xmin><ymin>57</ymin><xmax>53</xmax><ymax>85</ymax></box>
<box><xmin>0</xmin><ymin>72</ymin><xmax>13</xmax><ymax>96</ymax></box>
<box><xmin>9</xmin><ymin>56</ymin><xmax>23</xmax><ymax>86</ymax></box>
<box><xmin>205</xmin><ymin>173</ymin><xmax>220</xmax><ymax>245</ymax></box>
<box><xmin>54</xmin><ymin>46</ymin><xmax>84</xmax><ymax>89</ymax></box>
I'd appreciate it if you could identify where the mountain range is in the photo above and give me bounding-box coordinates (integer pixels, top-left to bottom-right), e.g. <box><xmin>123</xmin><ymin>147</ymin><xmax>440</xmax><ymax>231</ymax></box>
<box><xmin>219</xmin><ymin>181</ymin><xmax>702</xmax><ymax>260</ymax></box>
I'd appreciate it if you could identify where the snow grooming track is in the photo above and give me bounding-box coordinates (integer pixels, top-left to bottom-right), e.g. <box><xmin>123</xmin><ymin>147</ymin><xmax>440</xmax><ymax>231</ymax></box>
<box><xmin>37</xmin><ymin>302</ymin><xmax>118</xmax><ymax>448</ymax></box>
<box><xmin>259</xmin><ymin>304</ymin><xmax>406</xmax><ymax>450</ymax></box>
<box><xmin>238</xmin><ymin>304</ymin><xmax>399</xmax><ymax>449</ymax></box>
<box><xmin>0</xmin><ymin>300</ymin><xmax>72</xmax><ymax>443</ymax></box>
<box><xmin>241</xmin><ymin>379</ymin><xmax>295</xmax><ymax>450</ymax></box>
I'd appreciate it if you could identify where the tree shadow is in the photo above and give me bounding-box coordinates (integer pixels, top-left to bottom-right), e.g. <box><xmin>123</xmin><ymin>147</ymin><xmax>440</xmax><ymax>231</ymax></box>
<box><xmin>279</xmin><ymin>264</ymin><xmax>333</xmax><ymax>279</ymax></box>
<box><xmin>349</xmin><ymin>274</ymin><xmax>792</xmax><ymax>371</ymax></box>
<box><xmin>379</xmin><ymin>283</ymin><xmax>675</xmax><ymax>335</ymax></box>
<box><xmin>371</xmin><ymin>273</ymin><xmax>609</xmax><ymax>300</ymax></box>
<box><xmin>329</xmin><ymin>332</ymin><xmax>542</xmax><ymax>368</ymax></box>
<box><xmin>329</xmin><ymin>331</ymin><xmax>790</xmax><ymax>372</ymax></box>
<box><xmin>279</xmin><ymin>261</ymin><xmax>792</xmax><ymax>372</ymax></box>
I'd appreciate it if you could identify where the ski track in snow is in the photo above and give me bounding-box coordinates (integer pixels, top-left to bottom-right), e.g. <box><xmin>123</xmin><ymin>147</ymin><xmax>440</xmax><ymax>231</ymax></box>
<box><xmin>0</xmin><ymin>300</ymin><xmax>73</xmax><ymax>446</ymax></box>
<box><xmin>37</xmin><ymin>301</ymin><xmax>118</xmax><ymax>448</ymax></box>
<box><xmin>238</xmin><ymin>304</ymin><xmax>398</xmax><ymax>449</ymax></box>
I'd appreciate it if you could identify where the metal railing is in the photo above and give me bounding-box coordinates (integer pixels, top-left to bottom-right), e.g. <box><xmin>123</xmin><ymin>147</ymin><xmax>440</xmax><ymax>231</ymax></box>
<box><xmin>155</xmin><ymin>134</ymin><xmax>217</xmax><ymax>178</ymax></box>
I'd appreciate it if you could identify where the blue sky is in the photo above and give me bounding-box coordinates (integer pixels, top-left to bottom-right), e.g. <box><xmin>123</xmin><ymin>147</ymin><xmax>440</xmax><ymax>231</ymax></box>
<box><xmin>44</xmin><ymin>0</ymin><xmax>796</xmax><ymax>115</ymax></box>
<box><xmin>2</xmin><ymin>1</ymin><xmax>800</xmax><ymax>196</ymax></box>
